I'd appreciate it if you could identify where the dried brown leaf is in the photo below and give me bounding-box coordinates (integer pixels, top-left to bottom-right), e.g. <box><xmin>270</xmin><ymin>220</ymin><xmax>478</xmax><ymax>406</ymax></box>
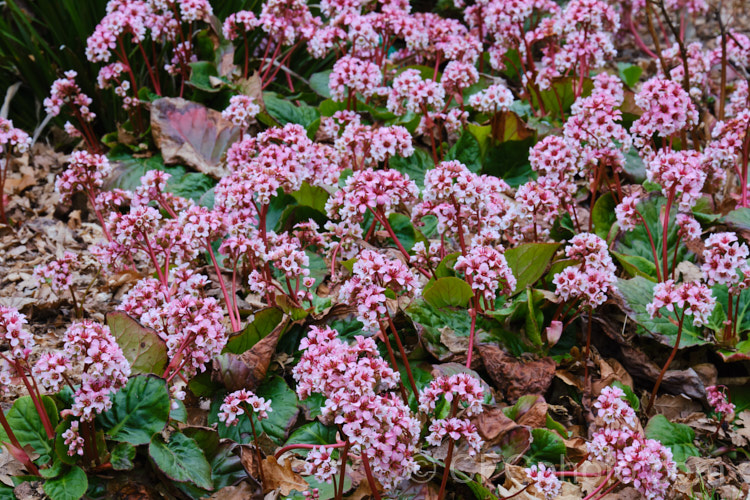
<box><xmin>478</xmin><ymin>345</ymin><xmax>555</xmax><ymax>403</ymax></box>
<box><xmin>261</xmin><ymin>456</ymin><xmax>308</xmax><ymax>496</ymax></box>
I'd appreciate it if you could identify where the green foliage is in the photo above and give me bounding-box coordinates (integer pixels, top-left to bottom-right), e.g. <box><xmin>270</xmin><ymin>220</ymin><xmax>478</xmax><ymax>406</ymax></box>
<box><xmin>0</xmin><ymin>396</ymin><xmax>58</xmax><ymax>462</ymax></box>
<box><xmin>149</xmin><ymin>433</ymin><xmax>213</xmax><ymax>490</ymax></box>
<box><xmin>645</xmin><ymin>415</ymin><xmax>699</xmax><ymax>466</ymax></box>
<box><xmin>284</xmin><ymin>422</ymin><xmax>338</xmax><ymax>457</ymax></box>
<box><xmin>43</xmin><ymin>466</ymin><xmax>88</xmax><ymax>500</ymax></box>
<box><xmin>210</xmin><ymin>375</ymin><xmax>300</xmax><ymax>444</ymax></box>
<box><xmin>525</xmin><ymin>428</ymin><xmax>565</xmax><ymax>465</ymax></box>
<box><xmin>110</xmin><ymin>442</ymin><xmax>136</xmax><ymax>471</ymax></box>
<box><xmin>97</xmin><ymin>375</ymin><xmax>171</xmax><ymax>445</ymax></box>
<box><xmin>423</xmin><ymin>277</ymin><xmax>474</xmax><ymax>309</ymax></box>
<box><xmin>225</xmin><ymin>307</ymin><xmax>285</xmax><ymax>354</ymax></box>
<box><xmin>503</xmin><ymin>243</ymin><xmax>560</xmax><ymax>294</ymax></box>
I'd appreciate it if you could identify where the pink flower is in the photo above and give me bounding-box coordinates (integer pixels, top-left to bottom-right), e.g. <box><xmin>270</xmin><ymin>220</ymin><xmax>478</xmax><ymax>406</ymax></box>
<box><xmin>525</xmin><ymin>463</ymin><xmax>562</xmax><ymax>500</ymax></box>
<box><xmin>218</xmin><ymin>389</ymin><xmax>272</xmax><ymax>426</ymax></box>
<box><xmin>706</xmin><ymin>385</ymin><xmax>735</xmax><ymax>421</ymax></box>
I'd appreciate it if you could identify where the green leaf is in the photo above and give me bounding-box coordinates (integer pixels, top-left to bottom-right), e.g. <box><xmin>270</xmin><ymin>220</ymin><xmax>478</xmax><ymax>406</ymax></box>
<box><xmin>524</xmin><ymin>288</ymin><xmax>543</xmax><ymax>346</ymax></box>
<box><xmin>529</xmin><ymin>77</ymin><xmax>592</xmax><ymax>120</ymax></box>
<box><xmin>149</xmin><ymin>433</ymin><xmax>213</xmax><ymax>490</ymax></box>
<box><xmin>97</xmin><ymin>375</ymin><xmax>171</xmax><ymax>445</ymax></box>
<box><xmin>224</xmin><ymin>307</ymin><xmax>284</xmax><ymax>354</ymax></box>
<box><xmin>110</xmin><ymin>442</ymin><xmax>136</xmax><ymax>471</ymax></box>
<box><xmin>0</xmin><ymin>396</ymin><xmax>58</xmax><ymax>461</ymax></box>
<box><xmin>284</xmin><ymin>422</ymin><xmax>338</xmax><ymax>457</ymax></box>
<box><xmin>724</xmin><ymin>207</ymin><xmax>750</xmax><ymax>232</ymax></box>
<box><xmin>617</xmin><ymin>62</ymin><xmax>643</xmax><ymax>88</ymax></box>
<box><xmin>309</xmin><ymin>71</ymin><xmax>332</xmax><ymax>98</ymax></box>
<box><xmin>0</xmin><ymin>483</ymin><xmax>15</xmax><ymax>500</ymax></box>
<box><xmin>622</xmin><ymin>148</ymin><xmax>647</xmax><ymax>182</ymax></box>
<box><xmin>482</xmin><ymin>138</ymin><xmax>536</xmax><ymax>187</ymax></box>
<box><xmin>43</xmin><ymin>466</ymin><xmax>87</xmax><ymax>500</ymax></box>
<box><xmin>188</xmin><ymin>61</ymin><xmax>223</xmax><ymax>93</ymax></box>
<box><xmin>611</xmin><ymin>381</ymin><xmax>639</xmax><ymax>411</ymax></box>
<box><xmin>291</xmin><ymin>182</ymin><xmax>329</xmax><ymax>212</ymax></box>
<box><xmin>390</xmin><ymin>148</ymin><xmax>433</xmax><ymax>188</ymax></box>
<box><xmin>435</xmin><ymin>252</ymin><xmax>461</xmax><ymax>278</ymax></box>
<box><xmin>263</xmin><ymin>92</ymin><xmax>319</xmax><ymax>128</ymax></box>
<box><xmin>614</xmin><ymin>195</ymin><xmax>688</xmax><ymax>280</ymax></box>
<box><xmin>617</xmin><ymin>277</ymin><xmax>708</xmax><ymax>348</ymax></box>
<box><xmin>644</xmin><ymin>415</ymin><xmax>699</xmax><ymax>466</ymax></box>
<box><xmin>612</xmin><ymin>251</ymin><xmax>657</xmax><ymax>281</ymax></box>
<box><xmin>526</xmin><ymin>428</ymin><xmax>565</xmax><ymax>465</ymax></box>
<box><xmin>210</xmin><ymin>376</ymin><xmax>300</xmax><ymax>445</ymax></box>
<box><xmin>107</xmin><ymin>312</ymin><xmax>168</xmax><ymax>375</ymax></box>
<box><xmin>182</xmin><ymin>427</ymin><xmax>246</xmax><ymax>492</ymax></box>
<box><xmin>423</xmin><ymin>277</ymin><xmax>474</xmax><ymax>309</ymax></box>
<box><xmin>504</xmin><ymin>243</ymin><xmax>560</xmax><ymax>294</ymax></box>
<box><xmin>591</xmin><ymin>192</ymin><xmax>617</xmax><ymax>241</ymax></box>
<box><xmin>444</xmin><ymin>130</ymin><xmax>481</xmax><ymax>173</ymax></box>
<box><xmin>388</xmin><ymin>212</ymin><xmax>421</xmax><ymax>252</ymax></box>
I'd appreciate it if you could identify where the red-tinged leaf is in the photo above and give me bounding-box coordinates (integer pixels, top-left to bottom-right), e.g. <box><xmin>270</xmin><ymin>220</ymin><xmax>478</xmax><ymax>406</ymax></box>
<box><xmin>106</xmin><ymin>312</ymin><xmax>168</xmax><ymax>376</ymax></box>
<box><xmin>151</xmin><ymin>97</ymin><xmax>242</xmax><ymax>179</ymax></box>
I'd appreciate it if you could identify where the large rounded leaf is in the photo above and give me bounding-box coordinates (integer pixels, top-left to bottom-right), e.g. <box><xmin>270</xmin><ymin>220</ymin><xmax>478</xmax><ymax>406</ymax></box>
<box><xmin>149</xmin><ymin>432</ymin><xmax>213</xmax><ymax>490</ymax></box>
<box><xmin>210</xmin><ymin>375</ymin><xmax>299</xmax><ymax>445</ymax></box>
<box><xmin>106</xmin><ymin>312</ymin><xmax>168</xmax><ymax>375</ymax></box>
<box><xmin>43</xmin><ymin>466</ymin><xmax>87</xmax><ymax>500</ymax></box>
<box><xmin>423</xmin><ymin>277</ymin><xmax>474</xmax><ymax>309</ymax></box>
<box><xmin>0</xmin><ymin>395</ymin><xmax>58</xmax><ymax>462</ymax></box>
<box><xmin>97</xmin><ymin>375</ymin><xmax>170</xmax><ymax>445</ymax></box>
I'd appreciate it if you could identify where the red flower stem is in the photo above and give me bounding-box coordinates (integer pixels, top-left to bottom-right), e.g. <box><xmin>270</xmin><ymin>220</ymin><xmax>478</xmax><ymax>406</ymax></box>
<box><xmin>137</xmin><ymin>41</ymin><xmax>161</xmax><ymax>95</ymax></box>
<box><xmin>634</xmin><ymin>208</ymin><xmax>663</xmax><ymax>282</ymax></box>
<box><xmin>591</xmin><ymin>479</ymin><xmax>621</xmax><ymax>500</ymax></box>
<box><xmin>335</xmin><ymin>441</ymin><xmax>350</xmax><ymax>500</ymax></box>
<box><xmin>0</xmin><ymin>403</ymin><xmax>40</xmax><ymax>475</ymax></box>
<box><xmin>387</xmin><ymin>314</ymin><xmax>419</xmax><ymax>397</ymax></box>
<box><xmin>14</xmin><ymin>360</ymin><xmax>55</xmax><ymax>439</ymax></box>
<box><xmin>372</xmin><ymin>210</ymin><xmax>430</xmax><ymax>278</ymax></box>
<box><xmin>361</xmin><ymin>453</ymin><xmax>381</xmax><ymax>500</ymax></box>
<box><xmin>274</xmin><ymin>442</ymin><xmax>347</xmax><ymax>459</ymax></box>
<box><xmin>248</xmin><ymin>415</ymin><xmax>265</xmax><ymax>486</ymax></box>
<box><xmin>662</xmin><ymin>188</ymin><xmax>676</xmax><ymax>281</ymax></box>
<box><xmin>206</xmin><ymin>240</ymin><xmax>239</xmax><ymax>331</ymax></box>
<box><xmin>465</xmin><ymin>296</ymin><xmax>479</xmax><ymax>368</ymax></box>
<box><xmin>379</xmin><ymin>322</ymin><xmax>410</xmax><ymax>404</ymax></box>
<box><xmin>646</xmin><ymin>309</ymin><xmax>685</xmax><ymax>413</ymax></box>
<box><xmin>554</xmin><ymin>470</ymin><xmax>609</xmax><ymax>477</ymax></box>
<box><xmin>581</xmin><ymin>469</ymin><xmax>616</xmax><ymax>500</ymax></box>
<box><xmin>437</xmin><ymin>398</ymin><xmax>461</xmax><ymax>500</ymax></box>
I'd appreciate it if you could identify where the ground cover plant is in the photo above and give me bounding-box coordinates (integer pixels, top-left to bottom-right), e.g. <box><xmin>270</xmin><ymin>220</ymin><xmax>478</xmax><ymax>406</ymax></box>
<box><xmin>0</xmin><ymin>0</ymin><xmax>749</xmax><ymax>498</ymax></box>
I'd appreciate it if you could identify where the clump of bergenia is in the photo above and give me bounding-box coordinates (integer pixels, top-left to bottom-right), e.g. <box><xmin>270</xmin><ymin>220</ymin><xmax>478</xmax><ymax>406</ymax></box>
<box><xmin>586</xmin><ymin>386</ymin><xmax>677</xmax><ymax>499</ymax></box>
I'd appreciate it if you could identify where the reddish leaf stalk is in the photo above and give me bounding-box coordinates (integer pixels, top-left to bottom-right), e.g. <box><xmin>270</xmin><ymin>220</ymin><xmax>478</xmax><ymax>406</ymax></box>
<box><xmin>646</xmin><ymin>310</ymin><xmax>686</xmax><ymax>413</ymax></box>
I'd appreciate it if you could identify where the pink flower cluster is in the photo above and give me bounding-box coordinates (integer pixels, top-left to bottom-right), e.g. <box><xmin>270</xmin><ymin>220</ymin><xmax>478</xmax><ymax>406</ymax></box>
<box><xmin>419</xmin><ymin>373</ymin><xmax>485</xmax><ymax>455</ymax></box>
<box><xmin>415</xmin><ymin>160</ymin><xmax>513</xmax><ymax>248</ymax></box>
<box><xmin>119</xmin><ymin>267</ymin><xmax>226</xmax><ymax>385</ymax></box>
<box><xmin>701</xmin><ymin>232</ymin><xmax>750</xmax><ymax>288</ymax></box>
<box><xmin>587</xmin><ymin>386</ymin><xmax>677</xmax><ymax>500</ymax></box>
<box><xmin>43</xmin><ymin>71</ymin><xmax>95</xmax><ymax>122</ymax></box>
<box><xmin>646</xmin><ymin>150</ymin><xmax>707</xmax><ymax>211</ymax></box>
<box><xmin>646</xmin><ymin>279</ymin><xmax>716</xmax><ymax>327</ymax></box>
<box><xmin>292</xmin><ymin>326</ymin><xmax>420</xmax><ymax>489</ymax></box>
<box><xmin>339</xmin><ymin>250</ymin><xmax>420</xmax><ymax>331</ymax></box>
<box><xmin>49</xmin><ymin>320</ymin><xmax>131</xmax><ymax>445</ymax></box>
<box><xmin>553</xmin><ymin>233</ymin><xmax>617</xmax><ymax>308</ymax></box>
<box><xmin>222</xmin><ymin>95</ymin><xmax>261</xmax><ymax>128</ymax></box>
<box><xmin>55</xmin><ymin>151</ymin><xmax>112</xmax><ymax>204</ymax></box>
<box><xmin>524</xmin><ymin>463</ymin><xmax>562</xmax><ymax>500</ymax></box>
<box><xmin>455</xmin><ymin>246</ymin><xmax>516</xmax><ymax>307</ymax></box>
<box><xmin>329</xmin><ymin>55</ymin><xmax>383</xmax><ymax>102</ymax></box>
<box><xmin>706</xmin><ymin>385</ymin><xmax>735</xmax><ymax>421</ymax></box>
<box><xmin>631</xmin><ymin>78</ymin><xmax>698</xmax><ymax>157</ymax></box>
<box><xmin>467</xmin><ymin>83</ymin><xmax>513</xmax><ymax>113</ymax></box>
<box><xmin>218</xmin><ymin>389</ymin><xmax>272</xmax><ymax>426</ymax></box>
<box><xmin>0</xmin><ymin>117</ymin><xmax>31</xmax><ymax>155</ymax></box>
<box><xmin>0</xmin><ymin>307</ymin><xmax>34</xmax><ymax>394</ymax></box>
<box><xmin>326</xmin><ymin>168</ymin><xmax>419</xmax><ymax>226</ymax></box>
<box><xmin>34</xmin><ymin>251</ymin><xmax>78</xmax><ymax>295</ymax></box>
